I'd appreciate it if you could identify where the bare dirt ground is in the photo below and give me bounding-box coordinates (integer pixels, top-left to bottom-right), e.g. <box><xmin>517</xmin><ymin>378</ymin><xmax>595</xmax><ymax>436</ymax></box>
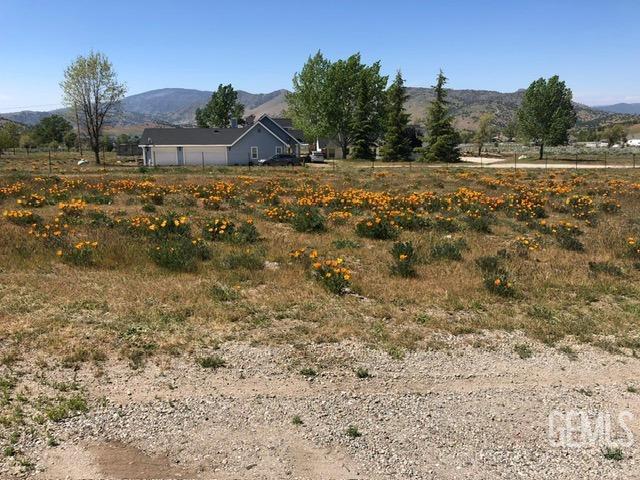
<box><xmin>4</xmin><ymin>334</ymin><xmax>640</xmax><ymax>480</ymax></box>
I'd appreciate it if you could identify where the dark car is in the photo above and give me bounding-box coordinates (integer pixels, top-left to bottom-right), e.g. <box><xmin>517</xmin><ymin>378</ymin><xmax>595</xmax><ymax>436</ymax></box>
<box><xmin>257</xmin><ymin>153</ymin><xmax>303</xmax><ymax>166</ymax></box>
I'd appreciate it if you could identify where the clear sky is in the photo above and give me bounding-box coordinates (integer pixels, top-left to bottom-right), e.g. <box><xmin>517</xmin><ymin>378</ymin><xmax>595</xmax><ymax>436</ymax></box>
<box><xmin>1</xmin><ymin>0</ymin><xmax>638</xmax><ymax>112</ymax></box>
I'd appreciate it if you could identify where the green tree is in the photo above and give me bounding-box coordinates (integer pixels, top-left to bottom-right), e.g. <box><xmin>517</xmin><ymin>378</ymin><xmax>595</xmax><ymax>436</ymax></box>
<box><xmin>324</xmin><ymin>54</ymin><xmax>387</xmax><ymax>159</ymax></box>
<box><xmin>0</xmin><ymin>126</ymin><xmax>13</xmax><ymax>156</ymax></box>
<box><xmin>61</xmin><ymin>51</ymin><xmax>127</xmax><ymax>164</ymax></box>
<box><xmin>421</xmin><ymin>70</ymin><xmax>460</xmax><ymax>163</ymax></box>
<box><xmin>603</xmin><ymin>124</ymin><xmax>627</xmax><ymax>147</ymax></box>
<box><xmin>381</xmin><ymin>71</ymin><xmax>412</xmax><ymax>161</ymax></box>
<box><xmin>474</xmin><ymin>113</ymin><xmax>495</xmax><ymax>156</ymax></box>
<box><xmin>517</xmin><ymin>76</ymin><xmax>576</xmax><ymax>159</ymax></box>
<box><xmin>0</xmin><ymin>122</ymin><xmax>20</xmax><ymax>155</ymax></box>
<box><xmin>502</xmin><ymin>119</ymin><xmax>518</xmax><ymax>142</ymax></box>
<box><xmin>116</xmin><ymin>133</ymin><xmax>131</xmax><ymax>144</ymax></box>
<box><xmin>288</xmin><ymin>52</ymin><xmax>387</xmax><ymax>158</ymax></box>
<box><xmin>349</xmin><ymin>62</ymin><xmax>388</xmax><ymax>159</ymax></box>
<box><xmin>33</xmin><ymin>115</ymin><xmax>72</xmax><ymax>145</ymax></box>
<box><xmin>19</xmin><ymin>132</ymin><xmax>36</xmax><ymax>154</ymax></box>
<box><xmin>196</xmin><ymin>84</ymin><xmax>245</xmax><ymax>128</ymax></box>
<box><xmin>64</xmin><ymin>131</ymin><xmax>78</xmax><ymax>151</ymax></box>
<box><xmin>287</xmin><ymin>51</ymin><xmax>332</xmax><ymax>142</ymax></box>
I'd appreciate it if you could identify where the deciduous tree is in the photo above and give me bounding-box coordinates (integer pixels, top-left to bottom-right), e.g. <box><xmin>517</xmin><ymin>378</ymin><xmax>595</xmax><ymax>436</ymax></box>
<box><xmin>196</xmin><ymin>84</ymin><xmax>245</xmax><ymax>128</ymax></box>
<box><xmin>61</xmin><ymin>51</ymin><xmax>127</xmax><ymax>164</ymax></box>
<box><xmin>474</xmin><ymin>113</ymin><xmax>495</xmax><ymax>156</ymax></box>
<box><xmin>287</xmin><ymin>51</ymin><xmax>332</xmax><ymax>142</ymax></box>
<box><xmin>517</xmin><ymin>76</ymin><xmax>576</xmax><ymax>159</ymax></box>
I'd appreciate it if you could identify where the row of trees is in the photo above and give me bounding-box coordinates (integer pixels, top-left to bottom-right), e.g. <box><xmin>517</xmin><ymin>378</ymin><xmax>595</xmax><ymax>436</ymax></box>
<box><xmin>0</xmin><ymin>112</ymin><xmax>140</xmax><ymax>156</ymax></box>
<box><xmin>287</xmin><ymin>52</ymin><xmax>580</xmax><ymax>161</ymax></box>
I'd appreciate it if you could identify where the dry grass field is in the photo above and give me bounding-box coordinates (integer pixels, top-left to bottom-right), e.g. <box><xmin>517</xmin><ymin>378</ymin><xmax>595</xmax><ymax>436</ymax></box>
<box><xmin>2</xmin><ymin>152</ymin><xmax>640</xmax><ymax>477</ymax></box>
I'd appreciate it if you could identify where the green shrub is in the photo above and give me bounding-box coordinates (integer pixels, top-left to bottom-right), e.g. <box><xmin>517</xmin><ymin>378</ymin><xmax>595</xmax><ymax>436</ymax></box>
<box><xmin>142</xmin><ymin>203</ymin><xmax>156</xmax><ymax>213</ymax></box>
<box><xmin>332</xmin><ymin>238</ymin><xmax>361</xmax><ymax>249</ymax></box>
<box><xmin>463</xmin><ymin>213</ymin><xmax>492</xmax><ymax>233</ymax></box>
<box><xmin>390</xmin><ymin>241</ymin><xmax>417</xmax><ymax>277</ymax></box>
<box><xmin>291</xmin><ymin>206</ymin><xmax>325</xmax><ymax>233</ymax></box>
<box><xmin>430</xmin><ymin>238</ymin><xmax>466</xmax><ymax>261</ymax></box>
<box><xmin>61</xmin><ymin>241</ymin><xmax>98</xmax><ymax>266</ymax></box>
<box><xmin>356</xmin><ymin>216</ymin><xmax>399</xmax><ymax>240</ymax></box>
<box><xmin>477</xmin><ymin>254</ymin><xmax>516</xmax><ymax>297</ymax></box>
<box><xmin>346</xmin><ymin>425</ymin><xmax>362</xmax><ymax>438</ymax></box>
<box><xmin>232</xmin><ymin>220</ymin><xmax>260</xmax><ymax>244</ymax></box>
<box><xmin>220</xmin><ymin>248</ymin><xmax>265</xmax><ymax>270</ymax></box>
<box><xmin>149</xmin><ymin>212</ymin><xmax>191</xmax><ymax>239</ymax></box>
<box><xmin>203</xmin><ymin>218</ymin><xmax>235</xmax><ymax>241</ymax></box>
<box><xmin>311</xmin><ymin>258</ymin><xmax>352</xmax><ymax>294</ymax></box>
<box><xmin>588</xmin><ymin>261</ymin><xmax>623</xmax><ymax>277</ymax></box>
<box><xmin>556</xmin><ymin>232</ymin><xmax>585</xmax><ymax>252</ymax></box>
<box><xmin>82</xmin><ymin>193</ymin><xmax>113</xmax><ymax>205</ymax></box>
<box><xmin>197</xmin><ymin>355</ymin><xmax>225</xmax><ymax>369</ymax></box>
<box><xmin>514</xmin><ymin>343</ymin><xmax>533</xmax><ymax>359</ymax></box>
<box><xmin>149</xmin><ymin>236</ymin><xmax>199</xmax><ymax>272</ymax></box>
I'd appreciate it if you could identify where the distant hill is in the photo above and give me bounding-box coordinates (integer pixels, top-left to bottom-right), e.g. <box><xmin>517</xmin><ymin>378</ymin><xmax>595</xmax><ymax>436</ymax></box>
<box><xmin>3</xmin><ymin>87</ymin><xmax>638</xmax><ymax>135</ymax></box>
<box><xmin>592</xmin><ymin>103</ymin><xmax>640</xmax><ymax>115</ymax></box>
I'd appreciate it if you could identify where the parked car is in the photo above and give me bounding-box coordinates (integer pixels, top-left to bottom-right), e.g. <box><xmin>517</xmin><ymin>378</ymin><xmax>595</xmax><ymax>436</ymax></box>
<box><xmin>309</xmin><ymin>151</ymin><xmax>325</xmax><ymax>163</ymax></box>
<box><xmin>258</xmin><ymin>154</ymin><xmax>302</xmax><ymax>166</ymax></box>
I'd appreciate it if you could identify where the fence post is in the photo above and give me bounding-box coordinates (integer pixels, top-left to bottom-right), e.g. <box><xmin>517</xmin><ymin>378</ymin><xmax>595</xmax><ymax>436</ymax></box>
<box><xmin>575</xmin><ymin>154</ymin><xmax>578</xmax><ymax>170</ymax></box>
<box><xmin>201</xmin><ymin>152</ymin><xmax>205</xmax><ymax>172</ymax></box>
<box><xmin>604</xmin><ymin>151</ymin><xmax>607</xmax><ymax>169</ymax></box>
<box><xmin>634</xmin><ymin>153</ymin><xmax>636</xmax><ymax>169</ymax></box>
<box><xmin>514</xmin><ymin>152</ymin><xmax>517</xmax><ymax>171</ymax></box>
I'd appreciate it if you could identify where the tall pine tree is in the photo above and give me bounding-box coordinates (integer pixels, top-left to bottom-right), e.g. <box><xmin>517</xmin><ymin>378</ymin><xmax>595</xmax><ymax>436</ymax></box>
<box><xmin>421</xmin><ymin>70</ymin><xmax>460</xmax><ymax>163</ymax></box>
<box><xmin>350</xmin><ymin>73</ymin><xmax>376</xmax><ymax>159</ymax></box>
<box><xmin>381</xmin><ymin>71</ymin><xmax>412</xmax><ymax>162</ymax></box>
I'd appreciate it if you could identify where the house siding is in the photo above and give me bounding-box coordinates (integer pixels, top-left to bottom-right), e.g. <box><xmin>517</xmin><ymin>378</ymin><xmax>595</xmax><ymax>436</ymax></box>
<box><xmin>227</xmin><ymin>125</ymin><xmax>287</xmax><ymax>165</ymax></box>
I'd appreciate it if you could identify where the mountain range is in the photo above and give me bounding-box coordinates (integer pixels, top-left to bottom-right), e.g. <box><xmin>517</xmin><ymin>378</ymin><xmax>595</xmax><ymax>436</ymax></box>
<box><xmin>2</xmin><ymin>87</ymin><xmax>638</xmax><ymax>134</ymax></box>
<box><xmin>592</xmin><ymin>103</ymin><xmax>640</xmax><ymax>115</ymax></box>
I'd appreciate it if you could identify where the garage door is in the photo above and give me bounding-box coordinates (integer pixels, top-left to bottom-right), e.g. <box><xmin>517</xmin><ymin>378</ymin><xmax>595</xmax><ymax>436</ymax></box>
<box><xmin>154</xmin><ymin>147</ymin><xmax>178</xmax><ymax>166</ymax></box>
<box><xmin>184</xmin><ymin>147</ymin><xmax>227</xmax><ymax>166</ymax></box>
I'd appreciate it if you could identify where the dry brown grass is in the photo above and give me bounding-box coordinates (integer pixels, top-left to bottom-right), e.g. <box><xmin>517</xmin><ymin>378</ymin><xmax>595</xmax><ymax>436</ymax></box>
<box><xmin>2</xmin><ymin>152</ymin><xmax>640</xmax><ymax>365</ymax></box>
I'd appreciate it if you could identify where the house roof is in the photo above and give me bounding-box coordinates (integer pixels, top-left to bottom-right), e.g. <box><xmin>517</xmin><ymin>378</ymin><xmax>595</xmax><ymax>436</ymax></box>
<box><xmin>139</xmin><ymin>127</ymin><xmax>244</xmax><ymax>146</ymax></box>
<box><xmin>272</xmin><ymin>118</ymin><xmax>293</xmax><ymax>129</ymax></box>
<box><xmin>139</xmin><ymin>115</ymin><xmax>303</xmax><ymax>147</ymax></box>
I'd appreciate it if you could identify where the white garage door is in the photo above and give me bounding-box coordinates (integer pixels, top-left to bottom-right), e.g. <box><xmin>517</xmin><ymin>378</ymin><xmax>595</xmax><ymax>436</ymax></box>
<box><xmin>184</xmin><ymin>147</ymin><xmax>227</xmax><ymax>165</ymax></box>
<box><xmin>154</xmin><ymin>147</ymin><xmax>177</xmax><ymax>166</ymax></box>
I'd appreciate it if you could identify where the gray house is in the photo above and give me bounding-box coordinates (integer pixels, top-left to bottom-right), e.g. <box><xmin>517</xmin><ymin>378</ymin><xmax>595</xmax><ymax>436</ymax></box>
<box><xmin>139</xmin><ymin>115</ymin><xmax>305</xmax><ymax>166</ymax></box>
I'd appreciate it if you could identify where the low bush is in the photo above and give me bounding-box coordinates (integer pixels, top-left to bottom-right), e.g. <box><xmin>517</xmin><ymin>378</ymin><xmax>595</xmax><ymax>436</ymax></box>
<box><xmin>3</xmin><ymin>209</ymin><xmax>41</xmax><ymax>225</ymax></box>
<box><xmin>149</xmin><ymin>236</ymin><xmax>199</xmax><ymax>272</ymax></box>
<box><xmin>476</xmin><ymin>254</ymin><xmax>515</xmax><ymax>297</ymax></box>
<box><xmin>312</xmin><ymin>257</ymin><xmax>352</xmax><ymax>294</ymax></box>
<box><xmin>390</xmin><ymin>241</ymin><xmax>417</xmax><ymax>277</ymax></box>
<box><xmin>59</xmin><ymin>241</ymin><xmax>98</xmax><ymax>266</ymax></box>
<box><xmin>356</xmin><ymin>216</ymin><xmax>399</xmax><ymax>240</ymax></box>
<box><xmin>291</xmin><ymin>206</ymin><xmax>325</xmax><ymax>233</ymax></box>
<box><xmin>220</xmin><ymin>248</ymin><xmax>265</xmax><ymax>270</ymax></box>
<box><xmin>430</xmin><ymin>238</ymin><xmax>466</xmax><ymax>261</ymax></box>
<box><xmin>588</xmin><ymin>261</ymin><xmax>623</xmax><ymax>277</ymax></box>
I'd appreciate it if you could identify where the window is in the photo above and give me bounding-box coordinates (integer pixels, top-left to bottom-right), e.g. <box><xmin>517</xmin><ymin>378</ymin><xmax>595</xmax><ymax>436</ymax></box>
<box><xmin>275</xmin><ymin>146</ymin><xmax>283</xmax><ymax>155</ymax></box>
<box><xmin>250</xmin><ymin>146</ymin><xmax>258</xmax><ymax>160</ymax></box>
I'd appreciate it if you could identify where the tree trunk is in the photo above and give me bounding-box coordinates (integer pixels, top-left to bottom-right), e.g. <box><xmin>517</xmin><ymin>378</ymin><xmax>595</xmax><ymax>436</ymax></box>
<box><xmin>539</xmin><ymin>143</ymin><xmax>544</xmax><ymax>160</ymax></box>
<box><xmin>478</xmin><ymin>144</ymin><xmax>482</xmax><ymax>157</ymax></box>
<box><xmin>340</xmin><ymin>140</ymin><xmax>349</xmax><ymax>160</ymax></box>
<box><xmin>93</xmin><ymin>144</ymin><xmax>101</xmax><ymax>164</ymax></box>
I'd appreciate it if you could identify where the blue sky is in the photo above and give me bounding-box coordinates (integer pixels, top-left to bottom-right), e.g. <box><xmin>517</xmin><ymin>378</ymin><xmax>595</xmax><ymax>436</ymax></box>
<box><xmin>1</xmin><ymin>0</ymin><xmax>638</xmax><ymax>112</ymax></box>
